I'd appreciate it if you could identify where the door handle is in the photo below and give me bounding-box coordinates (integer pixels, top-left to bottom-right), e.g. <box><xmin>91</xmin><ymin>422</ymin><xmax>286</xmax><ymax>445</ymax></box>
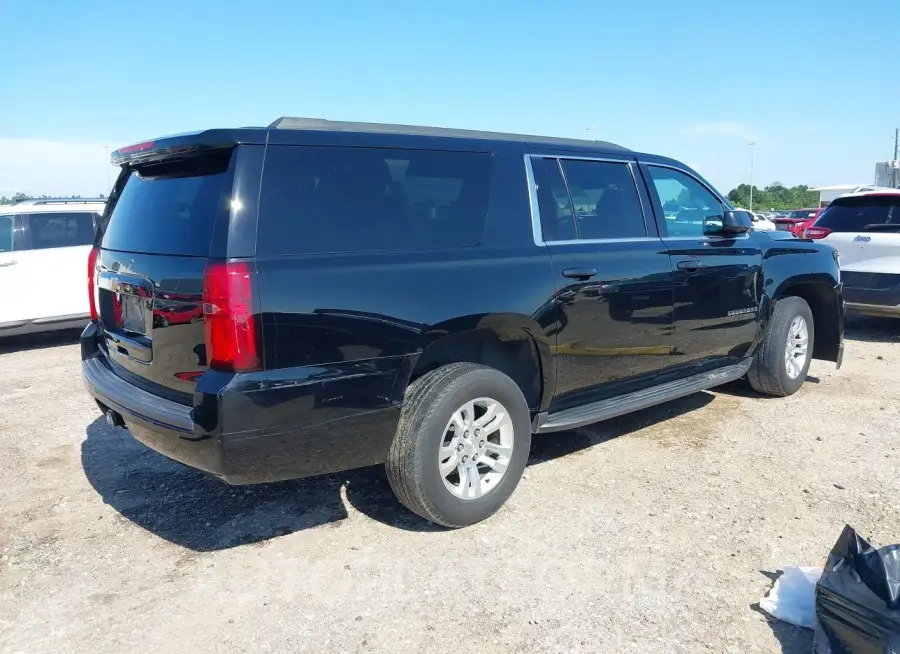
<box><xmin>676</xmin><ymin>260</ymin><xmax>703</xmax><ymax>272</ymax></box>
<box><xmin>562</xmin><ymin>267</ymin><xmax>597</xmax><ymax>280</ymax></box>
<box><xmin>0</xmin><ymin>260</ymin><xmax>17</xmax><ymax>267</ymax></box>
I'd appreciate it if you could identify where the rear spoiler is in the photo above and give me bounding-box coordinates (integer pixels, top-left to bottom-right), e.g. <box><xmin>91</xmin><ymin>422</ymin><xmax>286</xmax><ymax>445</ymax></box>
<box><xmin>111</xmin><ymin>128</ymin><xmax>267</xmax><ymax>166</ymax></box>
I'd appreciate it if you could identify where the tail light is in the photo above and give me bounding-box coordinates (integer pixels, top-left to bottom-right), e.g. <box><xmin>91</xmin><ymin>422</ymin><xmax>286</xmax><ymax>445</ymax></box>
<box><xmin>804</xmin><ymin>226</ymin><xmax>832</xmax><ymax>239</ymax></box>
<box><xmin>202</xmin><ymin>261</ymin><xmax>260</xmax><ymax>372</ymax></box>
<box><xmin>87</xmin><ymin>246</ymin><xmax>99</xmax><ymax>321</ymax></box>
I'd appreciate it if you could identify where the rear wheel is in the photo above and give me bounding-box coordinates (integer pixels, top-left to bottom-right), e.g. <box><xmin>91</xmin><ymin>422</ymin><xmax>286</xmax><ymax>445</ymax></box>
<box><xmin>385</xmin><ymin>363</ymin><xmax>531</xmax><ymax>528</ymax></box>
<box><xmin>747</xmin><ymin>296</ymin><xmax>815</xmax><ymax>397</ymax></box>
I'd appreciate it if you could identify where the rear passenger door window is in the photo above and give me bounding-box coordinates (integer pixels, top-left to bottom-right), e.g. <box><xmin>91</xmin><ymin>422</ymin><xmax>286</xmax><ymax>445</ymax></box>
<box><xmin>559</xmin><ymin>160</ymin><xmax>647</xmax><ymax>240</ymax></box>
<box><xmin>531</xmin><ymin>158</ymin><xmax>577</xmax><ymax>242</ymax></box>
<box><xmin>257</xmin><ymin>146</ymin><xmax>493</xmax><ymax>255</ymax></box>
<box><xmin>532</xmin><ymin>158</ymin><xmax>647</xmax><ymax>242</ymax></box>
<box><xmin>26</xmin><ymin>212</ymin><xmax>96</xmax><ymax>250</ymax></box>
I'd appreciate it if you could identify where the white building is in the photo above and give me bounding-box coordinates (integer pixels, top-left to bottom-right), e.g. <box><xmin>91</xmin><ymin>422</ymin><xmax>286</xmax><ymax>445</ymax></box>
<box><xmin>809</xmin><ymin>184</ymin><xmax>896</xmax><ymax>207</ymax></box>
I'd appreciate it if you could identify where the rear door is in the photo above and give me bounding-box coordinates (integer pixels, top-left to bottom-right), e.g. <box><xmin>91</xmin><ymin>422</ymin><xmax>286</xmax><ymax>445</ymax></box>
<box><xmin>528</xmin><ymin>154</ymin><xmax>676</xmax><ymax>409</ymax></box>
<box><xmin>96</xmin><ymin>146</ymin><xmax>261</xmax><ymax>402</ymax></box>
<box><xmin>20</xmin><ymin>211</ymin><xmax>97</xmax><ymax>323</ymax></box>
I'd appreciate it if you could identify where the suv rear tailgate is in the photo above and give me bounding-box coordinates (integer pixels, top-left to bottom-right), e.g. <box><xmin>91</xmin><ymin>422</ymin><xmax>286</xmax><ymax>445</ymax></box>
<box><xmin>95</xmin><ymin>147</ymin><xmax>250</xmax><ymax>402</ymax></box>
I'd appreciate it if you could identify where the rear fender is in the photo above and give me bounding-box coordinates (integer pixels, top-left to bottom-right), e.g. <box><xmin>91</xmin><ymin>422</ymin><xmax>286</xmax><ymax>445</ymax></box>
<box><xmin>397</xmin><ymin>312</ymin><xmax>555</xmax><ymax>413</ymax></box>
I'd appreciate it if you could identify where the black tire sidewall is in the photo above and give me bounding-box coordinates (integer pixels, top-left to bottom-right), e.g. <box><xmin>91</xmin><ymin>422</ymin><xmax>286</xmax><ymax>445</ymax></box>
<box><xmin>415</xmin><ymin>369</ymin><xmax>531</xmax><ymax>526</ymax></box>
<box><xmin>773</xmin><ymin>299</ymin><xmax>815</xmax><ymax>395</ymax></box>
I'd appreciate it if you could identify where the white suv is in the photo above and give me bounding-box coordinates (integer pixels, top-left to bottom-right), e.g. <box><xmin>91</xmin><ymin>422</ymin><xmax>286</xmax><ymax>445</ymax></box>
<box><xmin>0</xmin><ymin>198</ymin><xmax>106</xmax><ymax>337</ymax></box>
<box><xmin>804</xmin><ymin>190</ymin><xmax>900</xmax><ymax>317</ymax></box>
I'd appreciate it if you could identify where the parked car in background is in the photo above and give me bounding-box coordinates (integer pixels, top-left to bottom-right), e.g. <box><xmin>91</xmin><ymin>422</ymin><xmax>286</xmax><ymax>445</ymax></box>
<box><xmin>733</xmin><ymin>209</ymin><xmax>775</xmax><ymax>231</ymax></box>
<box><xmin>773</xmin><ymin>208</ymin><xmax>822</xmax><ymax>236</ymax></box>
<box><xmin>81</xmin><ymin>117</ymin><xmax>844</xmax><ymax>528</ymax></box>
<box><xmin>753</xmin><ymin>212</ymin><xmax>776</xmax><ymax>231</ymax></box>
<box><xmin>804</xmin><ymin>190</ymin><xmax>900</xmax><ymax>317</ymax></box>
<box><xmin>0</xmin><ymin>198</ymin><xmax>105</xmax><ymax>337</ymax></box>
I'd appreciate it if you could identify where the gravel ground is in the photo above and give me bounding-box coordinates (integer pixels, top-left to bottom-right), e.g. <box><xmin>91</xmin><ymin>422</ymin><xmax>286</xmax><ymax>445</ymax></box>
<box><xmin>1</xmin><ymin>318</ymin><xmax>898</xmax><ymax>654</ymax></box>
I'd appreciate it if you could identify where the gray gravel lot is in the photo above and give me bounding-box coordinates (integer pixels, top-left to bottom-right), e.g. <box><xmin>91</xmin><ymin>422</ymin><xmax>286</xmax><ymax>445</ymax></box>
<box><xmin>1</xmin><ymin>318</ymin><xmax>898</xmax><ymax>653</ymax></box>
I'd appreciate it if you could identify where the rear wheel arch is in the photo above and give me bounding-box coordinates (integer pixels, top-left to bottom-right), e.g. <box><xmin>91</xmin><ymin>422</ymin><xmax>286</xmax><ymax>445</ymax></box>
<box><xmin>401</xmin><ymin>316</ymin><xmax>552</xmax><ymax>414</ymax></box>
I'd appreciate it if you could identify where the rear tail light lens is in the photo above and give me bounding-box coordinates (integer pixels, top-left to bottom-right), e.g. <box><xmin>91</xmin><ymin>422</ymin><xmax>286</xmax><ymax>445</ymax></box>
<box><xmin>202</xmin><ymin>261</ymin><xmax>260</xmax><ymax>372</ymax></box>
<box><xmin>804</xmin><ymin>226</ymin><xmax>832</xmax><ymax>239</ymax></box>
<box><xmin>87</xmin><ymin>246</ymin><xmax>99</xmax><ymax>321</ymax></box>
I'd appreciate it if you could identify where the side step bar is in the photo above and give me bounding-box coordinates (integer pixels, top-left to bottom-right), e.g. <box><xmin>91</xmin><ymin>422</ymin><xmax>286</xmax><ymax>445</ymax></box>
<box><xmin>534</xmin><ymin>360</ymin><xmax>752</xmax><ymax>433</ymax></box>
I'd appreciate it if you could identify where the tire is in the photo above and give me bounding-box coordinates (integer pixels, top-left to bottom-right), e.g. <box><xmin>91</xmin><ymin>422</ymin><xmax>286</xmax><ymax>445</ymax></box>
<box><xmin>747</xmin><ymin>296</ymin><xmax>815</xmax><ymax>397</ymax></box>
<box><xmin>386</xmin><ymin>363</ymin><xmax>532</xmax><ymax>528</ymax></box>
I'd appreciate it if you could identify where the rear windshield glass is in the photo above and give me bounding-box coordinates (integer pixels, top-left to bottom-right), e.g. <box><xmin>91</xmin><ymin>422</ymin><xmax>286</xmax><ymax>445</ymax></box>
<box><xmin>257</xmin><ymin>146</ymin><xmax>493</xmax><ymax>256</ymax></box>
<box><xmin>788</xmin><ymin>210</ymin><xmax>817</xmax><ymax>219</ymax></box>
<box><xmin>815</xmin><ymin>195</ymin><xmax>900</xmax><ymax>232</ymax></box>
<box><xmin>101</xmin><ymin>150</ymin><xmax>233</xmax><ymax>256</ymax></box>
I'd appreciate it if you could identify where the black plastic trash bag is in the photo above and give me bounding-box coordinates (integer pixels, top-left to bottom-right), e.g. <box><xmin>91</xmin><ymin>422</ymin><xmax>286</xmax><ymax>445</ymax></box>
<box><xmin>815</xmin><ymin>525</ymin><xmax>900</xmax><ymax>654</ymax></box>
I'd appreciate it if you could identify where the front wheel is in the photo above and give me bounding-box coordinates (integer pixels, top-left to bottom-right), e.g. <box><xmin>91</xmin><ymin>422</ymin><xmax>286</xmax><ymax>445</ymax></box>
<box><xmin>385</xmin><ymin>363</ymin><xmax>532</xmax><ymax>528</ymax></box>
<box><xmin>747</xmin><ymin>296</ymin><xmax>815</xmax><ymax>397</ymax></box>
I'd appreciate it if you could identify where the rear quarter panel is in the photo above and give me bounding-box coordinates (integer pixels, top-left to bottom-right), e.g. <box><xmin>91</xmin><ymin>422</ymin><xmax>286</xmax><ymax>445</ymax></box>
<box><xmin>248</xmin><ymin>141</ymin><xmax>558</xmax><ymax>467</ymax></box>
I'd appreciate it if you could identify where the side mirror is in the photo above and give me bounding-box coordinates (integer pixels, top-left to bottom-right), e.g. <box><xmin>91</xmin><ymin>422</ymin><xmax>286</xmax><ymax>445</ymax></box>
<box><xmin>703</xmin><ymin>211</ymin><xmax>751</xmax><ymax>237</ymax></box>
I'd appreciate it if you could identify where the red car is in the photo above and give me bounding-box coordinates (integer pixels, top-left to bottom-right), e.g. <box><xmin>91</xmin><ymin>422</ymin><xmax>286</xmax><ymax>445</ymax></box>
<box><xmin>773</xmin><ymin>208</ymin><xmax>822</xmax><ymax>236</ymax></box>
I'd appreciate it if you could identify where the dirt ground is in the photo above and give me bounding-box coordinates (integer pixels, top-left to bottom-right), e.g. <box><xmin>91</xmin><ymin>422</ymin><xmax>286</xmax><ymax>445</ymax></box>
<box><xmin>1</xmin><ymin>318</ymin><xmax>898</xmax><ymax>654</ymax></box>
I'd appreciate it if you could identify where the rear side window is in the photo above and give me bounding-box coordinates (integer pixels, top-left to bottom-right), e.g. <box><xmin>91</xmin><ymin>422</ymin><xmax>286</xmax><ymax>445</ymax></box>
<box><xmin>27</xmin><ymin>212</ymin><xmax>95</xmax><ymax>249</ymax></box>
<box><xmin>257</xmin><ymin>146</ymin><xmax>492</xmax><ymax>256</ymax></box>
<box><xmin>815</xmin><ymin>195</ymin><xmax>900</xmax><ymax>232</ymax></box>
<box><xmin>102</xmin><ymin>150</ymin><xmax>233</xmax><ymax>256</ymax></box>
<box><xmin>0</xmin><ymin>217</ymin><xmax>12</xmax><ymax>252</ymax></box>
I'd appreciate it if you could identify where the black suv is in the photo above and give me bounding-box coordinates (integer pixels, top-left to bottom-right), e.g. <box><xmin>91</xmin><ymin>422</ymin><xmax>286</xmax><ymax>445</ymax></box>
<box><xmin>82</xmin><ymin>118</ymin><xmax>844</xmax><ymax>527</ymax></box>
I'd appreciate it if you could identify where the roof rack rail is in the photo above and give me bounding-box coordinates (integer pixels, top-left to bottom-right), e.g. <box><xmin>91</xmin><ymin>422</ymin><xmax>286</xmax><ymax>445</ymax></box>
<box><xmin>14</xmin><ymin>197</ymin><xmax>106</xmax><ymax>206</ymax></box>
<box><xmin>267</xmin><ymin>117</ymin><xmax>629</xmax><ymax>151</ymax></box>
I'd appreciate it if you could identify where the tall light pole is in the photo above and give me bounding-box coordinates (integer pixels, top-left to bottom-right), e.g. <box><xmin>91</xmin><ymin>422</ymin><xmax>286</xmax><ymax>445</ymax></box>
<box><xmin>748</xmin><ymin>141</ymin><xmax>756</xmax><ymax>211</ymax></box>
<box><xmin>103</xmin><ymin>146</ymin><xmax>110</xmax><ymax>191</ymax></box>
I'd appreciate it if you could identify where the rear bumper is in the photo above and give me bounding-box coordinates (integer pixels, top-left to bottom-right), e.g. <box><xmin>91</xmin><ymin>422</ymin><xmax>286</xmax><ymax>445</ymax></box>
<box><xmin>845</xmin><ymin>301</ymin><xmax>900</xmax><ymax>317</ymax></box>
<box><xmin>81</xmin><ymin>324</ymin><xmax>408</xmax><ymax>484</ymax></box>
<box><xmin>843</xmin><ymin>275</ymin><xmax>900</xmax><ymax>317</ymax></box>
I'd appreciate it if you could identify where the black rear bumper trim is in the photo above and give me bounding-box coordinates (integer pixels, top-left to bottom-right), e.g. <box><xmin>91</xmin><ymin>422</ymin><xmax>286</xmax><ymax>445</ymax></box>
<box><xmin>82</xmin><ymin>356</ymin><xmax>194</xmax><ymax>433</ymax></box>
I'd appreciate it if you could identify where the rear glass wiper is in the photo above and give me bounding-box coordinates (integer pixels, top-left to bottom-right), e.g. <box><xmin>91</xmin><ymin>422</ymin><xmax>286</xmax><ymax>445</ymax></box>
<box><xmin>862</xmin><ymin>223</ymin><xmax>900</xmax><ymax>232</ymax></box>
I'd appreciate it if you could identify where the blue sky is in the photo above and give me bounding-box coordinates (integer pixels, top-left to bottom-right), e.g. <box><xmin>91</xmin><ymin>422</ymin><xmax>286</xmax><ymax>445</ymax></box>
<box><xmin>1</xmin><ymin>0</ymin><xmax>898</xmax><ymax>197</ymax></box>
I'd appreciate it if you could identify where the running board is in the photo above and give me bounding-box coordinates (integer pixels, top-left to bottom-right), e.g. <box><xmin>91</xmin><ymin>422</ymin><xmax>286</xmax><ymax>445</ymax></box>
<box><xmin>534</xmin><ymin>360</ymin><xmax>752</xmax><ymax>433</ymax></box>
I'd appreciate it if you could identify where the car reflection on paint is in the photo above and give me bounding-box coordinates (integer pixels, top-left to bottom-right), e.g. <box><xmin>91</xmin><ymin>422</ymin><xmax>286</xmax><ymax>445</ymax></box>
<box><xmin>152</xmin><ymin>301</ymin><xmax>203</xmax><ymax>328</ymax></box>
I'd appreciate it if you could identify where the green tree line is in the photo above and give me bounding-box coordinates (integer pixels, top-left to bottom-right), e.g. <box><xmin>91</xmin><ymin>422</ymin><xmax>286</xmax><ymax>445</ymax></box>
<box><xmin>726</xmin><ymin>182</ymin><xmax>819</xmax><ymax>210</ymax></box>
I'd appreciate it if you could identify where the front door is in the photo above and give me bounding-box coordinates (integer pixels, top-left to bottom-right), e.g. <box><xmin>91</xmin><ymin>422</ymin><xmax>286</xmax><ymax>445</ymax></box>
<box><xmin>0</xmin><ymin>214</ymin><xmax>28</xmax><ymax>329</ymax></box>
<box><xmin>529</xmin><ymin>155</ymin><xmax>676</xmax><ymax>411</ymax></box>
<box><xmin>641</xmin><ymin>164</ymin><xmax>763</xmax><ymax>369</ymax></box>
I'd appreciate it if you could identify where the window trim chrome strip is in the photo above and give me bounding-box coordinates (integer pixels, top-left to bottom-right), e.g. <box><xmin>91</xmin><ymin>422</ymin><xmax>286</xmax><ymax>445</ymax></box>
<box><xmin>524</xmin><ymin>153</ymin><xmax>657</xmax><ymax>247</ymax></box>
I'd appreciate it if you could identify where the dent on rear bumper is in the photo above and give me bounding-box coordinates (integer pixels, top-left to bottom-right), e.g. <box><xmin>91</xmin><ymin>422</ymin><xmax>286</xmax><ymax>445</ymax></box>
<box><xmin>82</xmin><ymin>345</ymin><xmax>412</xmax><ymax>484</ymax></box>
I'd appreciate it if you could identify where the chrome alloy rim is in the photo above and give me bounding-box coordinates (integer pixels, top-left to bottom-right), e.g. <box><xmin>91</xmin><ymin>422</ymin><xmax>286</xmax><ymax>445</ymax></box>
<box><xmin>785</xmin><ymin>316</ymin><xmax>809</xmax><ymax>379</ymax></box>
<box><xmin>439</xmin><ymin>398</ymin><xmax>514</xmax><ymax>500</ymax></box>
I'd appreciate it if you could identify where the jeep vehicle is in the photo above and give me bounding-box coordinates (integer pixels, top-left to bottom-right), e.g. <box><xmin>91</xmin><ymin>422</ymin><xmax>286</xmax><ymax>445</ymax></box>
<box><xmin>804</xmin><ymin>190</ymin><xmax>900</xmax><ymax>316</ymax></box>
<box><xmin>82</xmin><ymin>118</ymin><xmax>844</xmax><ymax>528</ymax></box>
<box><xmin>1</xmin><ymin>198</ymin><xmax>105</xmax><ymax>337</ymax></box>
